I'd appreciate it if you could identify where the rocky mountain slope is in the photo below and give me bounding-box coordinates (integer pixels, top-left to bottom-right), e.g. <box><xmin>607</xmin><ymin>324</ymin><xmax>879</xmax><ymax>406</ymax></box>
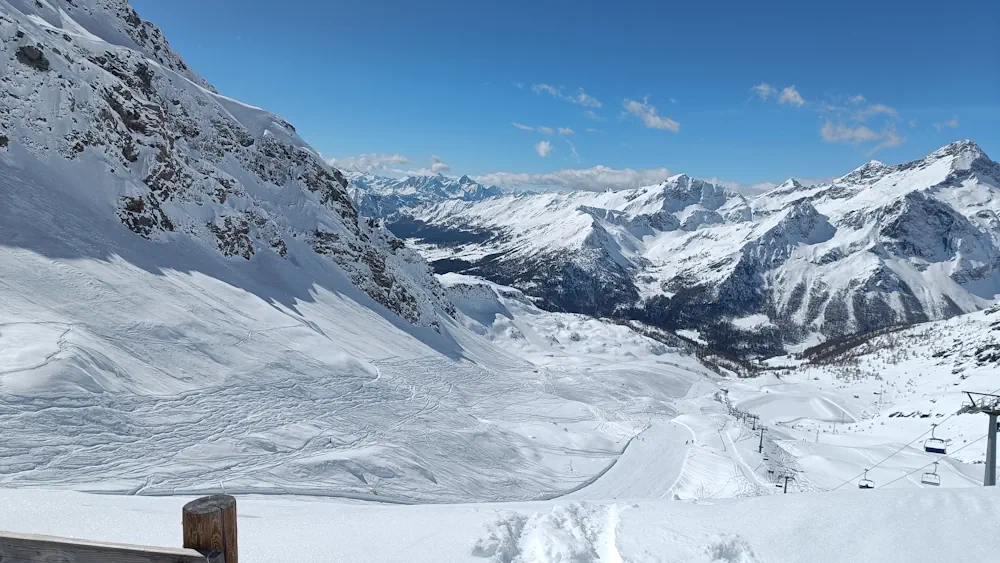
<box><xmin>0</xmin><ymin>0</ymin><xmax>730</xmax><ymax>502</ymax></box>
<box><xmin>356</xmin><ymin>142</ymin><xmax>1000</xmax><ymax>355</ymax></box>
<box><xmin>0</xmin><ymin>0</ymin><xmax>451</xmax><ymax>327</ymax></box>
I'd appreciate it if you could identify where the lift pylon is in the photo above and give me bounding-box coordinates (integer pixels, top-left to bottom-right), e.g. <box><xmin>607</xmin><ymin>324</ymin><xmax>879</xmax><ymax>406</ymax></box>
<box><xmin>959</xmin><ymin>392</ymin><xmax>1000</xmax><ymax>486</ymax></box>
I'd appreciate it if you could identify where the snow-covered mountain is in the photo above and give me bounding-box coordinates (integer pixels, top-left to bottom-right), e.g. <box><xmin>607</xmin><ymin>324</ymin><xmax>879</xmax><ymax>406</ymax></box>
<box><xmin>0</xmin><ymin>0</ymin><xmax>452</xmax><ymax>327</ymax></box>
<box><xmin>0</xmin><ymin>0</ymin><xmax>729</xmax><ymax>501</ymax></box>
<box><xmin>377</xmin><ymin>142</ymin><xmax>1000</xmax><ymax>355</ymax></box>
<box><xmin>347</xmin><ymin>171</ymin><xmax>503</xmax><ymax>217</ymax></box>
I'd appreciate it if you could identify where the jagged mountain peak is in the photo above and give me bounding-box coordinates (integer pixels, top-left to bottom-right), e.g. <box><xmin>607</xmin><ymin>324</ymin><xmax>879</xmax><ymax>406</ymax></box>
<box><xmin>758</xmin><ymin>178</ymin><xmax>806</xmax><ymax>200</ymax></box>
<box><xmin>665</xmin><ymin>172</ymin><xmax>691</xmax><ymax>185</ymax></box>
<box><xmin>837</xmin><ymin>159</ymin><xmax>892</xmax><ymax>185</ymax></box>
<box><xmin>656</xmin><ymin>174</ymin><xmax>744</xmax><ymax>200</ymax></box>
<box><xmin>347</xmin><ymin>172</ymin><xmax>503</xmax><ymax>217</ymax></box>
<box><xmin>926</xmin><ymin>139</ymin><xmax>985</xmax><ymax>162</ymax></box>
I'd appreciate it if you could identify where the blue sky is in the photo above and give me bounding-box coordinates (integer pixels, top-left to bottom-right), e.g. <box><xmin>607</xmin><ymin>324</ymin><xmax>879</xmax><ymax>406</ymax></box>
<box><xmin>132</xmin><ymin>0</ymin><xmax>999</xmax><ymax>191</ymax></box>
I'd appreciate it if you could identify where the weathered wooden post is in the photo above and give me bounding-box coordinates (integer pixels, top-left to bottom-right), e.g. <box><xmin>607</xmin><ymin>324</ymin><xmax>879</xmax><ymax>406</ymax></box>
<box><xmin>182</xmin><ymin>495</ymin><xmax>238</xmax><ymax>563</ymax></box>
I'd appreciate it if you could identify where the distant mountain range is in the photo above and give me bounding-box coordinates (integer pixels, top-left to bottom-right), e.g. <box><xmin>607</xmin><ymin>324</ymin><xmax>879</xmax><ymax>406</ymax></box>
<box><xmin>351</xmin><ymin>141</ymin><xmax>1000</xmax><ymax>356</ymax></box>
<box><xmin>346</xmin><ymin>172</ymin><xmax>503</xmax><ymax>217</ymax></box>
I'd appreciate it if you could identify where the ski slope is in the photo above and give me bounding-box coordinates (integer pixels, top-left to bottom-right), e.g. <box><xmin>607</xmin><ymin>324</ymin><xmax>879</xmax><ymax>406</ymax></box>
<box><xmin>2</xmin><ymin>487</ymin><xmax>998</xmax><ymax>563</ymax></box>
<box><xmin>0</xmin><ymin>166</ymin><xmax>723</xmax><ymax>502</ymax></box>
<box><xmin>0</xmin><ymin>3</ymin><xmax>998</xmax><ymax>561</ymax></box>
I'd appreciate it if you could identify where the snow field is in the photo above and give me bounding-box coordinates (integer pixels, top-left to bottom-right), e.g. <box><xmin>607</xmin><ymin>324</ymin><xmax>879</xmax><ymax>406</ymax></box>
<box><xmin>1</xmin><ymin>487</ymin><xmax>998</xmax><ymax>563</ymax></box>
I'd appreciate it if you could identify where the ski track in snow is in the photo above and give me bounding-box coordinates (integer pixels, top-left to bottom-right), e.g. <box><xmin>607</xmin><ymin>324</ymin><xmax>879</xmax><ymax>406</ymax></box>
<box><xmin>0</xmin><ymin>8</ymin><xmax>997</xmax><ymax>561</ymax></box>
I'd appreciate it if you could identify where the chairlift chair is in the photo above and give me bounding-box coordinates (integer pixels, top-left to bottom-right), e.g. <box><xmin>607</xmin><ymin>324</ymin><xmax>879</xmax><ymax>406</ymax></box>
<box><xmin>924</xmin><ymin>425</ymin><xmax>947</xmax><ymax>454</ymax></box>
<box><xmin>858</xmin><ymin>470</ymin><xmax>875</xmax><ymax>490</ymax></box>
<box><xmin>920</xmin><ymin>462</ymin><xmax>941</xmax><ymax>487</ymax></box>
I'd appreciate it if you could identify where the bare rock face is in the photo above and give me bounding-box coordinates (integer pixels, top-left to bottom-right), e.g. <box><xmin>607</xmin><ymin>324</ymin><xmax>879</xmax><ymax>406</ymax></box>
<box><xmin>15</xmin><ymin>45</ymin><xmax>48</xmax><ymax>70</ymax></box>
<box><xmin>0</xmin><ymin>0</ymin><xmax>452</xmax><ymax>328</ymax></box>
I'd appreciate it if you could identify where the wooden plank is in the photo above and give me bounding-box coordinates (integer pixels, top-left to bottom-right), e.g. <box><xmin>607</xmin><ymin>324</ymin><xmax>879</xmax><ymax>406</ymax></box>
<box><xmin>0</xmin><ymin>530</ymin><xmax>223</xmax><ymax>563</ymax></box>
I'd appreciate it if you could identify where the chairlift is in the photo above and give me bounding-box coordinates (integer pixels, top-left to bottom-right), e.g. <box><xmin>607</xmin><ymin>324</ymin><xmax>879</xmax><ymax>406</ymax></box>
<box><xmin>858</xmin><ymin>469</ymin><xmax>875</xmax><ymax>490</ymax></box>
<box><xmin>920</xmin><ymin>462</ymin><xmax>941</xmax><ymax>487</ymax></box>
<box><xmin>924</xmin><ymin>424</ymin><xmax>947</xmax><ymax>454</ymax></box>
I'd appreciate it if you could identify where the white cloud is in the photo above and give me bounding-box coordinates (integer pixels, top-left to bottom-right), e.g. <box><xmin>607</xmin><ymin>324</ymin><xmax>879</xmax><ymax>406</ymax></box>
<box><xmin>535</xmin><ymin>140</ymin><xmax>553</xmax><ymax>157</ymax></box>
<box><xmin>574</xmin><ymin>89</ymin><xmax>602</xmax><ymax>108</ymax></box>
<box><xmin>751</xmin><ymin>82</ymin><xmax>777</xmax><ymax>100</ymax></box>
<box><xmin>909</xmin><ymin>119</ymin><xmax>917</xmax><ymax>128</ymax></box>
<box><xmin>327</xmin><ymin>153</ymin><xmax>409</xmax><ymax>173</ymax></box>
<box><xmin>514</xmin><ymin>82</ymin><xmax>525</xmax><ymax>89</ymax></box>
<box><xmin>475</xmin><ymin>165</ymin><xmax>672</xmax><ymax>192</ymax></box>
<box><xmin>849</xmin><ymin>94</ymin><xmax>866</xmax><ymax>104</ymax></box>
<box><xmin>565</xmin><ymin>140</ymin><xmax>579</xmax><ymax>161</ymax></box>
<box><xmin>532</xmin><ymin>83</ymin><xmax>561</xmax><ymax>98</ymax></box>
<box><xmin>778</xmin><ymin>85</ymin><xmax>806</xmax><ymax>107</ymax></box>
<box><xmin>751</xmin><ymin>83</ymin><xmax>807</xmax><ymax>107</ymax></box>
<box><xmin>512</xmin><ymin>123</ymin><xmax>572</xmax><ymax>136</ymax></box>
<box><xmin>622</xmin><ymin>97</ymin><xmax>680</xmax><ymax>132</ymax></box>
<box><xmin>933</xmin><ymin>116</ymin><xmax>959</xmax><ymax>132</ymax></box>
<box><xmin>820</xmin><ymin>120</ymin><xmax>906</xmax><ymax>154</ymax></box>
<box><xmin>429</xmin><ymin>154</ymin><xmax>450</xmax><ymax>174</ymax></box>
<box><xmin>584</xmin><ymin>110</ymin><xmax>606</xmax><ymax>121</ymax></box>
<box><xmin>585</xmin><ymin>128</ymin><xmax>604</xmax><ymax>133</ymax></box>
<box><xmin>856</xmin><ymin>103</ymin><xmax>897</xmax><ymax>122</ymax></box>
<box><xmin>531</xmin><ymin>84</ymin><xmax>602</xmax><ymax>108</ymax></box>
<box><xmin>403</xmin><ymin>155</ymin><xmax>452</xmax><ymax>175</ymax></box>
<box><xmin>820</xmin><ymin>121</ymin><xmax>880</xmax><ymax>144</ymax></box>
<box><xmin>868</xmin><ymin>124</ymin><xmax>905</xmax><ymax>154</ymax></box>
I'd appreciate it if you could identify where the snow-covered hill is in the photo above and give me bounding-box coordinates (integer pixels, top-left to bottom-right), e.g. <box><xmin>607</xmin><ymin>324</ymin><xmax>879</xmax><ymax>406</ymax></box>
<box><xmin>5</xmin><ymin>487</ymin><xmax>1000</xmax><ymax>563</ymax></box>
<box><xmin>348</xmin><ymin>172</ymin><xmax>503</xmax><ymax>217</ymax></box>
<box><xmin>380</xmin><ymin>142</ymin><xmax>1000</xmax><ymax>355</ymax></box>
<box><xmin>0</xmin><ymin>0</ymin><xmax>727</xmax><ymax>501</ymax></box>
<box><xmin>0</xmin><ymin>0</ymin><xmax>451</xmax><ymax>327</ymax></box>
<box><xmin>2</xmin><ymin>0</ymin><xmax>997</xmax><ymax>537</ymax></box>
<box><xmin>765</xmin><ymin>302</ymin><xmax>1000</xmax><ymax>469</ymax></box>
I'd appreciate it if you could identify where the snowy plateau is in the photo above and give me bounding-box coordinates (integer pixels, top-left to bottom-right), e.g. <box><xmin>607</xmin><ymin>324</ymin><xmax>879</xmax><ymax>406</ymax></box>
<box><xmin>0</xmin><ymin>0</ymin><xmax>997</xmax><ymax>562</ymax></box>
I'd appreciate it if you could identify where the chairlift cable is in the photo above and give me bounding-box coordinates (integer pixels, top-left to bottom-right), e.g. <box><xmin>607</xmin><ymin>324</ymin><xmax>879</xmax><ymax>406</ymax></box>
<box><xmin>880</xmin><ymin>434</ymin><xmax>987</xmax><ymax>489</ymax></box>
<box><xmin>830</xmin><ymin>380</ymin><xmax>1000</xmax><ymax>491</ymax></box>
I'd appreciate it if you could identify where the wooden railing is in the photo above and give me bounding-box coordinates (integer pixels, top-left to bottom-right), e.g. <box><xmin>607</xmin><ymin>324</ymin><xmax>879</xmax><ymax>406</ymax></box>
<box><xmin>0</xmin><ymin>494</ymin><xmax>238</xmax><ymax>563</ymax></box>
